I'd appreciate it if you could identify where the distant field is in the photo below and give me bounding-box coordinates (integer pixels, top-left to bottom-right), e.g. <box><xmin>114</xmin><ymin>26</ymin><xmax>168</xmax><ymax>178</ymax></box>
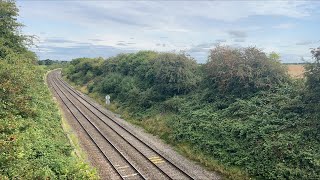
<box><xmin>286</xmin><ymin>64</ymin><xmax>305</xmax><ymax>78</ymax></box>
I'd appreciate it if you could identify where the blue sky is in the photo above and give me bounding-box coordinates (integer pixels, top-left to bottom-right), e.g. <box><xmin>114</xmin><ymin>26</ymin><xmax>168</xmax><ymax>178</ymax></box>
<box><xmin>17</xmin><ymin>0</ymin><xmax>320</xmax><ymax>63</ymax></box>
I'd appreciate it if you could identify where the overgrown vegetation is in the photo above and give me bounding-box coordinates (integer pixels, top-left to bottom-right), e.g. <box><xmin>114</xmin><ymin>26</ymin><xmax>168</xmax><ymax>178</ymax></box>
<box><xmin>204</xmin><ymin>47</ymin><xmax>288</xmax><ymax>98</ymax></box>
<box><xmin>64</xmin><ymin>45</ymin><xmax>320</xmax><ymax>179</ymax></box>
<box><xmin>304</xmin><ymin>47</ymin><xmax>320</xmax><ymax>117</ymax></box>
<box><xmin>0</xmin><ymin>1</ymin><xmax>98</xmax><ymax>179</ymax></box>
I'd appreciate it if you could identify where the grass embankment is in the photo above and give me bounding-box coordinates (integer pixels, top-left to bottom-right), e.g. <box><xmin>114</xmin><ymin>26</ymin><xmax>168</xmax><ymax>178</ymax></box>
<box><xmin>50</xmin><ymin>70</ymin><xmax>95</xmax><ymax>166</ymax></box>
<box><xmin>0</xmin><ymin>67</ymin><xmax>98</xmax><ymax>179</ymax></box>
<box><xmin>0</xmin><ymin>1</ymin><xmax>93</xmax><ymax>178</ymax></box>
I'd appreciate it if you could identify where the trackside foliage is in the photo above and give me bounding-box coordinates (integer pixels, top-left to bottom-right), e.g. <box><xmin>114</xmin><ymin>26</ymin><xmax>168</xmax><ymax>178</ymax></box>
<box><xmin>0</xmin><ymin>1</ymin><xmax>98</xmax><ymax>179</ymax></box>
<box><xmin>204</xmin><ymin>46</ymin><xmax>288</xmax><ymax>98</ymax></box>
<box><xmin>304</xmin><ymin>47</ymin><xmax>320</xmax><ymax>115</ymax></box>
<box><xmin>64</xmin><ymin>51</ymin><xmax>200</xmax><ymax>110</ymax></box>
<box><xmin>63</xmin><ymin>42</ymin><xmax>320</xmax><ymax>180</ymax></box>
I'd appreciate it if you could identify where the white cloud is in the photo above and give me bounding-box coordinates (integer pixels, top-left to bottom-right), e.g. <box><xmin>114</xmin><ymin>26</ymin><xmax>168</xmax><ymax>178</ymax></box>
<box><xmin>159</xmin><ymin>1</ymin><xmax>313</xmax><ymax>22</ymax></box>
<box><xmin>273</xmin><ymin>23</ymin><xmax>296</xmax><ymax>29</ymax></box>
<box><xmin>17</xmin><ymin>0</ymin><xmax>320</xmax><ymax>62</ymax></box>
<box><xmin>295</xmin><ymin>40</ymin><xmax>319</xmax><ymax>46</ymax></box>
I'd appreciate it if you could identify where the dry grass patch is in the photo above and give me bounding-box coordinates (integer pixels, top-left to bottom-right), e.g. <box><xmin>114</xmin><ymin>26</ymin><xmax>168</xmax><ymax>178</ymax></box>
<box><xmin>287</xmin><ymin>64</ymin><xmax>305</xmax><ymax>78</ymax></box>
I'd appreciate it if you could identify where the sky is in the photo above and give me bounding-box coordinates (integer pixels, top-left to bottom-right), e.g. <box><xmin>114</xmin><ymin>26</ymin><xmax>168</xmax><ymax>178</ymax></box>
<box><xmin>16</xmin><ymin>0</ymin><xmax>320</xmax><ymax>63</ymax></box>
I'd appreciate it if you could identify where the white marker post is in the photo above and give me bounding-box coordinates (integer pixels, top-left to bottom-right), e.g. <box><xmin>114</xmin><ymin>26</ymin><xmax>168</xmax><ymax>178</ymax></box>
<box><xmin>105</xmin><ymin>95</ymin><xmax>110</xmax><ymax>105</ymax></box>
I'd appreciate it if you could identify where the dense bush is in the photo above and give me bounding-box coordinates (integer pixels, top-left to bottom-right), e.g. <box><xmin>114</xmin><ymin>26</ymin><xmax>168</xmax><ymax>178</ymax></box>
<box><xmin>64</xmin><ymin>57</ymin><xmax>104</xmax><ymax>84</ymax></box>
<box><xmin>205</xmin><ymin>46</ymin><xmax>288</xmax><ymax>98</ymax></box>
<box><xmin>102</xmin><ymin>51</ymin><xmax>158</xmax><ymax>77</ymax></box>
<box><xmin>147</xmin><ymin>52</ymin><xmax>199</xmax><ymax>96</ymax></box>
<box><xmin>304</xmin><ymin>47</ymin><xmax>320</xmax><ymax>115</ymax></box>
<box><xmin>170</xmin><ymin>82</ymin><xmax>320</xmax><ymax>179</ymax></box>
<box><xmin>65</xmin><ymin>51</ymin><xmax>200</xmax><ymax>109</ymax></box>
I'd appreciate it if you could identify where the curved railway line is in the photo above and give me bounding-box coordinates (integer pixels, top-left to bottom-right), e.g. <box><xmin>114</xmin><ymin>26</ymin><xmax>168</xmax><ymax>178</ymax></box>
<box><xmin>49</xmin><ymin>74</ymin><xmax>146</xmax><ymax>180</ymax></box>
<box><xmin>47</xmin><ymin>70</ymin><xmax>196</xmax><ymax>179</ymax></box>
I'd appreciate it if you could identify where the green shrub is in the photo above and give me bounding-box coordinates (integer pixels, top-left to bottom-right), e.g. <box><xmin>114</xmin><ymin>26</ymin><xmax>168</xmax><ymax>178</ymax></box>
<box><xmin>147</xmin><ymin>52</ymin><xmax>200</xmax><ymax>97</ymax></box>
<box><xmin>171</xmin><ymin>83</ymin><xmax>319</xmax><ymax>179</ymax></box>
<box><xmin>64</xmin><ymin>57</ymin><xmax>103</xmax><ymax>84</ymax></box>
<box><xmin>65</xmin><ymin>51</ymin><xmax>200</xmax><ymax>109</ymax></box>
<box><xmin>97</xmin><ymin>73</ymin><xmax>124</xmax><ymax>94</ymax></box>
<box><xmin>304</xmin><ymin>47</ymin><xmax>320</xmax><ymax>115</ymax></box>
<box><xmin>204</xmin><ymin>46</ymin><xmax>288</xmax><ymax>98</ymax></box>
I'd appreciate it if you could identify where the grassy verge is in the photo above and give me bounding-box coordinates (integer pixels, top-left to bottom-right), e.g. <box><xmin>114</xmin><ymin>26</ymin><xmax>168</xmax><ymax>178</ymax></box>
<box><xmin>48</xmin><ymin>70</ymin><xmax>99</xmax><ymax>178</ymax></box>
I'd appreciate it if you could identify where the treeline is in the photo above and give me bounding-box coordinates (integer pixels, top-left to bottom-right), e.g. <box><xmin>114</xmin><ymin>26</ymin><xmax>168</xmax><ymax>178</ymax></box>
<box><xmin>64</xmin><ymin>52</ymin><xmax>200</xmax><ymax>110</ymax></box>
<box><xmin>38</xmin><ymin>59</ymin><xmax>69</xmax><ymax>70</ymax></box>
<box><xmin>64</xmin><ymin>47</ymin><xmax>320</xmax><ymax>179</ymax></box>
<box><xmin>0</xmin><ymin>1</ymin><xmax>97</xmax><ymax>179</ymax></box>
<box><xmin>38</xmin><ymin>59</ymin><xmax>68</xmax><ymax>65</ymax></box>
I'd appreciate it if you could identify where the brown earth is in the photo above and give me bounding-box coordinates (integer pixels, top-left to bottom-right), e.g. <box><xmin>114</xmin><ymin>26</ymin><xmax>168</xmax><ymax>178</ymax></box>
<box><xmin>287</xmin><ymin>64</ymin><xmax>305</xmax><ymax>78</ymax></box>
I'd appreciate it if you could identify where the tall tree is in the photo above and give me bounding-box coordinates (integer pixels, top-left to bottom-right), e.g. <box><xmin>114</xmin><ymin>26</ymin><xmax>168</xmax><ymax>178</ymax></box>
<box><xmin>148</xmin><ymin>52</ymin><xmax>199</xmax><ymax>96</ymax></box>
<box><xmin>304</xmin><ymin>47</ymin><xmax>320</xmax><ymax>114</ymax></box>
<box><xmin>0</xmin><ymin>0</ymin><xmax>34</xmax><ymax>61</ymax></box>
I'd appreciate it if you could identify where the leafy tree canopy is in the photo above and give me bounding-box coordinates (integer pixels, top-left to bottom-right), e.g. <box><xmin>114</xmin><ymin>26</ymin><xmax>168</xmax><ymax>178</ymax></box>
<box><xmin>204</xmin><ymin>46</ymin><xmax>288</xmax><ymax>98</ymax></box>
<box><xmin>0</xmin><ymin>0</ymin><xmax>35</xmax><ymax>62</ymax></box>
<box><xmin>147</xmin><ymin>52</ymin><xmax>199</xmax><ymax>96</ymax></box>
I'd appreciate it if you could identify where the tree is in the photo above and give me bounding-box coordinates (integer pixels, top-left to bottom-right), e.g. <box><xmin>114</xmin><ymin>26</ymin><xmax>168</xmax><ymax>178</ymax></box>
<box><xmin>147</xmin><ymin>52</ymin><xmax>199</xmax><ymax>97</ymax></box>
<box><xmin>304</xmin><ymin>47</ymin><xmax>320</xmax><ymax>113</ymax></box>
<box><xmin>204</xmin><ymin>46</ymin><xmax>288</xmax><ymax>98</ymax></box>
<box><xmin>0</xmin><ymin>0</ymin><xmax>35</xmax><ymax>62</ymax></box>
<box><xmin>65</xmin><ymin>57</ymin><xmax>104</xmax><ymax>84</ymax></box>
<box><xmin>0</xmin><ymin>0</ymin><xmax>37</xmax><ymax>117</ymax></box>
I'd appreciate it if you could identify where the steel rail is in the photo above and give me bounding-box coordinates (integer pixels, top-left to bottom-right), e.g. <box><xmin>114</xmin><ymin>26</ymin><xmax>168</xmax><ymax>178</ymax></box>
<box><xmin>49</xmin><ymin>74</ymin><xmax>146</xmax><ymax>180</ymax></box>
<box><xmin>47</xmin><ymin>75</ymin><xmax>125</xmax><ymax>180</ymax></box>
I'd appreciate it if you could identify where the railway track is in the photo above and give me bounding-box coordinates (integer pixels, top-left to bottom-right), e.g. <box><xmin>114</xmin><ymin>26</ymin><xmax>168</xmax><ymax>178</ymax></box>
<box><xmin>47</xmin><ymin>70</ymin><xmax>194</xmax><ymax>180</ymax></box>
<box><xmin>48</xmin><ymin>73</ymin><xmax>146</xmax><ymax>180</ymax></box>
